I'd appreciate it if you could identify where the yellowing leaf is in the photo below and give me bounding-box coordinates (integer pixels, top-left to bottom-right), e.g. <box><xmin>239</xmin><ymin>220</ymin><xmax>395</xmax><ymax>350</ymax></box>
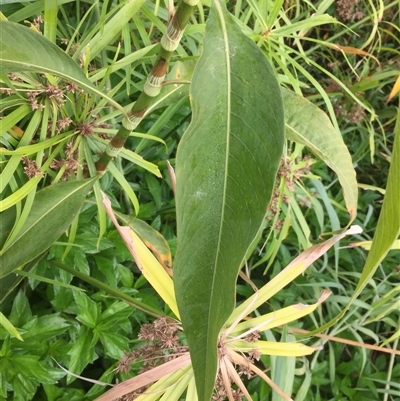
<box><xmin>228</xmin><ymin>340</ymin><xmax>315</xmax><ymax>357</ymax></box>
<box><xmin>346</xmin><ymin>239</ymin><xmax>400</xmax><ymax>251</ymax></box>
<box><xmin>387</xmin><ymin>74</ymin><xmax>400</xmax><ymax>103</ymax></box>
<box><xmin>129</xmin><ymin>229</ymin><xmax>178</xmax><ymax>318</ymax></box>
<box><xmin>227</xmin><ymin>226</ymin><xmax>362</xmax><ymax>326</ymax></box>
<box><xmin>94</xmin><ymin>354</ymin><xmax>191</xmax><ymax>401</ymax></box>
<box><xmin>101</xmin><ymin>192</ymin><xmax>179</xmax><ymax>318</ymax></box>
<box><xmin>230</xmin><ymin>290</ymin><xmax>331</xmax><ymax>335</ymax></box>
<box><xmin>115</xmin><ymin>212</ymin><xmax>172</xmax><ymax>273</ymax></box>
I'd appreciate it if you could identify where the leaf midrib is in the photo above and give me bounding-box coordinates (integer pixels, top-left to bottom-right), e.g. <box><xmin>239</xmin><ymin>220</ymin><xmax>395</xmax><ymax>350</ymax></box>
<box><xmin>207</xmin><ymin>0</ymin><xmax>231</xmax><ymax>365</ymax></box>
<box><xmin>5</xmin><ymin>180</ymin><xmax>93</xmax><ymax>251</ymax></box>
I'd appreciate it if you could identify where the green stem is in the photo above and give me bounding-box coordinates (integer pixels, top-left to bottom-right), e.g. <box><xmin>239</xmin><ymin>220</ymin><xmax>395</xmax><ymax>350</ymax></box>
<box><xmin>96</xmin><ymin>0</ymin><xmax>199</xmax><ymax>173</ymax></box>
<box><xmin>51</xmin><ymin>260</ymin><xmax>164</xmax><ymax>318</ymax></box>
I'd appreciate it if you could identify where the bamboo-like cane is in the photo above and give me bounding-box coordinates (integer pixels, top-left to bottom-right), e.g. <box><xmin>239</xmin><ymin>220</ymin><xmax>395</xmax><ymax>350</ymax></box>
<box><xmin>95</xmin><ymin>0</ymin><xmax>199</xmax><ymax>173</ymax></box>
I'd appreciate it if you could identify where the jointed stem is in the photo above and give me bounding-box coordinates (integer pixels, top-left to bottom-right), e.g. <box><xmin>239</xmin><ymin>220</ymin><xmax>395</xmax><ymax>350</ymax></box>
<box><xmin>95</xmin><ymin>0</ymin><xmax>199</xmax><ymax>173</ymax></box>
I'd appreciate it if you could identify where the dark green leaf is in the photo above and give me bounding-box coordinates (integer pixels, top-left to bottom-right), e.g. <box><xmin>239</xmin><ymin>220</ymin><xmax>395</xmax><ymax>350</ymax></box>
<box><xmin>106</xmin><ymin>230</ymin><xmax>135</xmax><ymax>262</ymax></box>
<box><xmin>85</xmin><ymin>365</ymin><xmax>115</xmax><ymax>399</ymax></box>
<box><xmin>57</xmin><ymin>390</ymin><xmax>86</xmax><ymax>401</ymax></box>
<box><xmin>75</xmin><ymin>229</ymin><xmax>114</xmax><ymax>254</ymax></box>
<box><xmin>0</xmin><ymin>177</ymin><xmax>98</xmax><ymax>278</ymax></box>
<box><xmin>43</xmin><ymin>384</ymin><xmax>64</xmax><ymax>401</ymax></box>
<box><xmin>67</xmin><ymin>326</ymin><xmax>97</xmax><ymax>384</ymax></box>
<box><xmin>9</xmin><ymin>355</ymin><xmax>55</xmax><ymax>384</ymax></box>
<box><xmin>117</xmin><ymin>264</ymin><xmax>134</xmax><ymax>287</ymax></box>
<box><xmin>99</xmin><ymin>301</ymin><xmax>133</xmax><ymax>327</ymax></box>
<box><xmin>0</xmin><ymin>206</ymin><xmax>15</xmax><ymax>249</ymax></box>
<box><xmin>98</xmin><ymin>331</ymin><xmax>129</xmax><ymax>359</ymax></box>
<box><xmin>21</xmin><ymin>314</ymin><xmax>70</xmax><ymax>342</ymax></box>
<box><xmin>51</xmin><ymin>287</ymin><xmax>74</xmax><ymax>312</ymax></box>
<box><xmin>73</xmin><ymin>248</ymin><xmax>90</xmax><ymax>275</ymax></box>
<box><xmin>73</xmin><ymin>291</ymin><xmax>100</xmax><ymax>328</ymax></box>
<box><xmin>12</xmin><ymin>374</ymin><xmax>37</xmax><ymax>401</ymax></box>
<box><xmin>0</xmin><ymin>252</ymin><xmax>48</xmax><ymax>307</ymax></box>
<box><xmin>145</xmin><ymin>173</ymin><xmax>162</xmax><ymax>209</ymax></box>
<box><xmin>94</xmin><ymin>254</ymin><xmax>118</xmax><ymax>287</ymax></box>
<box><xmin>174</xmin><ymin>1</ymin><xmax>285</xmax><ymax>400</ymax></box>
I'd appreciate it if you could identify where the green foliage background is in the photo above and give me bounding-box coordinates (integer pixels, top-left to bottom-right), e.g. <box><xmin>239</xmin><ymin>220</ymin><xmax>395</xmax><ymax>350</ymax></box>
<box><xmin>0</xmin><ymin>0</ymin><xmax>399</xmax><ymax>400</ymax></box>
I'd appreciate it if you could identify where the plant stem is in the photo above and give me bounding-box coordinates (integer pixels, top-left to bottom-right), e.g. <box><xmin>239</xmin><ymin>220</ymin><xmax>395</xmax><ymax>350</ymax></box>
<box><xmin>52</xmin><ymin>260</ymin><xmax>164</xmax><ymax>317</ymax></box>
<box><xmin>96</xmin><ymin>0</ymin><xmax>199</xmax><ymax>173</ymax></box>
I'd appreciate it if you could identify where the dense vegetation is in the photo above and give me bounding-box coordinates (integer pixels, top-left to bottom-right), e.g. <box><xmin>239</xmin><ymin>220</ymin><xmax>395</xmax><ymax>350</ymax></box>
<box><xmin>0</xmin><ymin>0</ymin><xmax>399</xmax><ymax>400</ymax></box>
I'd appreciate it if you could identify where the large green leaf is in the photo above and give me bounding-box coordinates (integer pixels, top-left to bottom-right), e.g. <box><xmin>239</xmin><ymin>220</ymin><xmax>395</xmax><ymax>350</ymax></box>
<box><xmin>282</xmin><ymin>88</ymin><xmax>358</xmax><ymax>223</ymax></box>
<box><xmin>0</xmin><ymin>177</ymin><xmax>97</xmax><ymax>277</ymax></box>
<box><xmin>173</xmin><ymin>1</ymin><xmax>285</xmax><ymax>400</ymax></box>
<box><xmin>0</xmin><ymin>21</ymin><xmax>127</xmax><ymax>117</ymax></box>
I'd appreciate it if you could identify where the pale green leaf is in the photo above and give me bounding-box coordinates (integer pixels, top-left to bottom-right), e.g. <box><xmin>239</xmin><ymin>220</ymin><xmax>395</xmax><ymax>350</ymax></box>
<box><xmin>0</xmin><ymin>175</ymin><xmax>42</xmax><ymax>212</ymax></box>
<box><xmin>0</xmin><ymin>311</ymin><xmax>23</xmax><ymax>341</ymax></box>
<box><xmin>282</xmin><ymin>88</ymin><xmax>358</xmax><ymax>223</ymax></box>
<box><xmin>0</xmin><ymin>131</ymin><xmax>75</xmax><ymax>156</ymax></box>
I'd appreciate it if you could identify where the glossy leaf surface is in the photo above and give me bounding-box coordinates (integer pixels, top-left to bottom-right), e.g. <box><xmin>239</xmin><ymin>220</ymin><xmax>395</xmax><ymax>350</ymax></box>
<box><xmin>0</xmin><ymin>21</ymin><xmax>127</xmax><ymax>117</ymax></box>
<box><xmin>174</xmin><ymin>1</ymin><xmax>285</xmax><ymax>399</ymax></box>
<box><xmin>0</xmin><ymin>177</ymin><xmax>97</xmax><ymax>277</ymax></box>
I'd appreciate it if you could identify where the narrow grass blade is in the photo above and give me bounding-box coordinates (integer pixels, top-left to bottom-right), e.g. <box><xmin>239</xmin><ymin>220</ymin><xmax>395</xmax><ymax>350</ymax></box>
<box><xmin>0</xmin><ymin>311</ymin><xmax>23</xmax><ymax>341</ymax></box>
<box><xmin>227</xmin><ymin>226</ymin><xmax>362</xmax><ymax>326</ymax></box>
<box><xmin>228</xmin><ymin>340</ymin><xmax>315</xmax><ymax>357</ymax></box>
<box><xmin>0</xmin><ymin>21</ymin><xmax>127</xmax><ymax>117</ymax></box>
<box><xmin>311</xmin><ymin>98</ymin><xmax>400</xmax><ymax>334</ymax></box>
<box><xmin>0</xmin><ymin>177</ymin><xmax>98</xmax><ymax>277</ymax></box>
